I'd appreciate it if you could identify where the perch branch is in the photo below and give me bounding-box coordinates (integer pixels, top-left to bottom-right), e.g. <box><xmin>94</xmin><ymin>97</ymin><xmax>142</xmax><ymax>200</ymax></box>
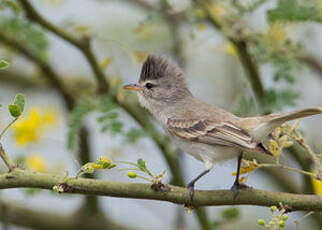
<box><xmin>1</xmin><ymin>169</ymin><xmax>322</xmax><ymax>211</ymax></box>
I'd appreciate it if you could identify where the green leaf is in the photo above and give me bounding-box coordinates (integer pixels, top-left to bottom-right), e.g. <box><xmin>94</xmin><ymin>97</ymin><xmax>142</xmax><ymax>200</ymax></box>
<box><xmin>81</xmin><ymin>163</ymin><xmax>95</xmax><ymax>174</ymax></box>
<box><xmin>137</xmin><ymin>158</ymin><xmax>146</xmax><ymax>170</ymax></box>
<box><xmin>13</xmin><ymin>93</ymin><xmax>25</xmax><ymax>113</ymax></box>
<box><xmin>0</xmin><ymin>18</ymin><xmax>49</xmax><ymax>61</ymax></box>
<box><xmin>233</xmin><ymin>97</ymin><xmax>259</xmax><ymax>117</ymax></box>
<box><xmin>125</xmin><ymin>128</ymin><xmax>145</xmax><ymax>143</ymax></box>
<box><xmin>267</xmin><ymin>0</ymin><xmax>322</xmax><ymax>23</ymax></box>
<box><xmin>107</xmin><ymin>164</ymin><xmax>116</xmax><ymax>169</ymax></box>
<box><xmin>0</xmin><ymin>60</ymin><xmax>9</xmax><ymax>69</ymax></box>
<box><xmin>221</xmin><ymin>207</ymin><xmax>240</xmax><ymax>220</ymax></box>
<box><xmin>8</xmin><ymin>104</ymin><xmax>21</xmax><ymax>117</ymax></box>
<box><xmin>8</xmin><ymin>93</ymin><xmax>26</xmax><ymax>118</ymax></box>
<box><xmin>262</xmin><ymin>89</ymin><xmax>300</xmax><ymax>113</ymax></box>
<box><xmin>24</xmin><ymin>188</ymin><xmax>41</xmax><ymax>196</ymax></box>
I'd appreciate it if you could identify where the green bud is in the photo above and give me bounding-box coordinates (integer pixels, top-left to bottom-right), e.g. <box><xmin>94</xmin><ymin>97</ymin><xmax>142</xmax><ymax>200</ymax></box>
<box><xmin>258</xmin><ymin>219</ymin><xmax>265</xmax><ymax>226</ymax></box>
<box><xmin>279</xmin><ymin>220</ymin><xmax>285</xmax><ymax>228</ymax></box>
<box><xmin>270</xmin><ymin>205</ymin><xmax>277</xmax><ymax>212</ymax></box>
<box><xmin>0</xmin><ymin>60</ymin><xmax>9</xmax><ymax>69</ymax></box>
<box><xmin>282</xmin><ymin>214</ymin><xmax>288</xmax><ymax>221</ymax></box>
<box><xmin>81</xmin><ymin>163</ymin><xmax>95</xmax><ymax>174</ymax></box>
<box><xmin>8</xmin><ymin>104</ymin><xmax>21</xmax><ymax>117</ymax></box>
<box><xmin>128</xmin><ymin>171</ymin><xmax>137</xmax><ymax>178</ymax></box>
<box><xmin>13</xmin><ymin>93</ymin><xmax>25</xmax><ymax>113</ymax></box>
<box><xmin>137</xmin><ymin>158</ymin><xmax>146</xmax><ymax>170</ymax></box>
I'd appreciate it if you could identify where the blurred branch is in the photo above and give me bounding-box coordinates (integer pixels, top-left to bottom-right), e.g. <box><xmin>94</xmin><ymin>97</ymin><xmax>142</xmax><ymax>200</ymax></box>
<box><xmin>0</xmin><ymin>71</ymin><xmax>47</xmax><ymax>89</ymax></box>
<box><xmin>0</xmin><ymin>32</ymin><xmax>75</xmax><ymax>110</ymax></box>
<box><xmin>18</xmin><ymin>0</ymin><xmax>109</xmax><ymax>94</ymax></box>
<box><xmin>0</xmin><ymin>30</ymin><xmax>100</xmax><ymax>213</ymax></box>
<box><xmin>0</xmin><ymin>200</ymin><xmax>132</xmax><ymax>230</ymax></box>
<box><xmin>193</xmin><ymin>0</ymin><xmax>265</xmax><ymax>103</ymax></box>
<box><xmin>120</xmin><ymin>0</ymin><xmax>153</xmax><ymax>10</ymax></box>
<box><xmin>1</xmin><ymin>169</ymin><xmax>322</xmax><ymax>212</ymax></box>
<box><xmin>298</xmin><ymin>55</ymin><xmax>322</xmax><ymax>76</ymax></box>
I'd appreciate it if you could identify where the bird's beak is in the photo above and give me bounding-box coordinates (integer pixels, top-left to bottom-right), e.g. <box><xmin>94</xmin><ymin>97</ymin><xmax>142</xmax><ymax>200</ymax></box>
<box><xmin>123</xmin><ymin>83</ymin><xmax>143</xmax><ymax>91</ymax></box>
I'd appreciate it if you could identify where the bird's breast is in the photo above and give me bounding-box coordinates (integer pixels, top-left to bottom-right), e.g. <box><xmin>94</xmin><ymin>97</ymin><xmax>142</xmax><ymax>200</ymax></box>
<box><xmin>172</xmin><ymin>137</ymin><xmax>240</xmax><ymax>163</ymax></box>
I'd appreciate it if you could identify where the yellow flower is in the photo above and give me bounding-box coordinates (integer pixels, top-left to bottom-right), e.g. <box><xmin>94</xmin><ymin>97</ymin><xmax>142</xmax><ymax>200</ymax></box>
<box><xmin>197</xmin><ymin>23</ymin><xmax>206</xmax><ymax>32</ymax></box>
<box><xmin>266</xmin><ymin>22</ymin><xmax>288</xmax><ymax>49</ymax></box>
<box><xmin>91</xmin><ymin>163</ymin><xmax>103</xmax><ymax>169</ymax></box>
<box><xmin>99</xmin><ymin>57</ymin><xmax>112</xmax><ymax>70</ymax></box>
<box><xmin>12</xmin><ymin>107</ymin><xmax>58</xmax><ymax>146</ymax></box>
<box><xmin>312</xmin><ymin>177</ymin><xmax>322</xmax><ymax>195</ymax></box>
<box><xmin>210</xmin><ymin>2</ymin><xmax>227</xmax><ymax>17</ymax></box>
<box><xmin>223</xmin><ymin>42</ymin><xmax>238</xmax><ymax>57</ymax></box>
<box><xmin>232</xmin><ymin>160</ymin><xmax>259</xmax><ymax>176</ymax></box>
<box><xmin>26</xmin><ymin>154</ymin><xmax>48</xmax><ymax>172</ymax></box>
<box><xmin>269</xmin><ymin>139</ymin><xmax>281</xmax><ymax>157</ymax></box>
<box><xmin>128</xmin><ymin>50</ymin><xmax>148</xmax><ymax>64</ymax></box>
<box><xmin>90</xmin><ymin>156</ymin><xmax>113</xmax><ymax>170</ymax></box>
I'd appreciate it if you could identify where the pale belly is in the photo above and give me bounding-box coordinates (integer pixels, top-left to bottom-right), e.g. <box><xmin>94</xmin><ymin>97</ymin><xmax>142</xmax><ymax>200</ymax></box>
<box><xmin>173</xmin><ymin>138</ymin><xmax>240</xmax><ymax>165</ymax></box>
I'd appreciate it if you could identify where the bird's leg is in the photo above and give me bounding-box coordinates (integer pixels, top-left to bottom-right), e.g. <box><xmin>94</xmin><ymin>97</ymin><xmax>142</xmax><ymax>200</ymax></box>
<box><xmin>186</xmin><ymin>169</ymin><xmax>210</xmax><ymax>203</ymax></box>
<box><xmin>231</xmin><ymin>153</ymin><xmax>250</xmax><ymax>198</ymax></box>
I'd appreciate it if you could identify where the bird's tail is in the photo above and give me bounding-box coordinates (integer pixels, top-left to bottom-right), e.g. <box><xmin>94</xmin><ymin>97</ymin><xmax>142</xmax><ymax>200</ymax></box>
<box><xmin>251</xmin><ymin>107</ymin><xmax>322</xmax><ymax>141</ymax></box>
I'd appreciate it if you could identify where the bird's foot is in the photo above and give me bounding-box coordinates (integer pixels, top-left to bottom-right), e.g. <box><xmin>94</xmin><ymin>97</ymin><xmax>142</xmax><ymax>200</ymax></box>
<box><xmin>186</xmin><ymin>182</ymin><xmax>195</xmax><ymax>205</ymax></box>
<box><xmin>231</xmin><ymin>182</ymin><xmax>251</xmax><ymax>199</ymax></box>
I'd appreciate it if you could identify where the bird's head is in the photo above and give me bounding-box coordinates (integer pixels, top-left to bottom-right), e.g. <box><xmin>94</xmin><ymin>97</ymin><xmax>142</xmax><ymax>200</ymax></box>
<box><xmin>123</xmin><ymin>55</ymin><xmax>192</xmax><ymax>111</ymax></box>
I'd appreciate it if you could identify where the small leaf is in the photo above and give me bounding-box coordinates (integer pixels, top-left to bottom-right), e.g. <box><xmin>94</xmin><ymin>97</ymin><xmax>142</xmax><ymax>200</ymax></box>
<box><xmin>107</xmin><ymin>164</ymin><xmax>116</xmax><ymax>169</ymax></box>
<box><xmin>8</xmin><ymin>104</ymin><xmax>21</xmax><ymax>117</ymax></box>
<box><xmin>13</xmin><ymin>93</ymin><xmax>25</xmax><ymax>113</ymax></box>
<box><xmin>269</xmin><ymin>139</ymin><xmax>281</xmax><ymax>157</ymax></box>
<box><xmin>0</xmin><ymin>60</ymin><xmax>9</xmax><ymax>69</ymax></box>
<box><xmin>99</xmin><ymin>57</ymin><xmax>112</xmax><ymax>70</ymax></box>
<box><xmin>81</xmin><ymin>162</ymin><xmax>95</xmax><ymax>174</ymax></box>
<box><xmin>97</xmin><ymin>156</ymin><xmax>112</xmax><ymax>169</ymax></box>
<box><xmin>137</xmin><ymin>158</ymin><xmax>146</xmax><ymax>170</ymax></box>
<box><xmin>221</xmin><ymin>207</ymin><xmax>240</xmax><ymax>220</ymax></box>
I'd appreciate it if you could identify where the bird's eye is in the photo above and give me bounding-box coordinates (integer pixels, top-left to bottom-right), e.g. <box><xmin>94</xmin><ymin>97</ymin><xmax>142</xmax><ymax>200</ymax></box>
<box><xmin>145</xmin><ymin>83</ymin><xmax>154</xmax><ymax>89</ymax></box>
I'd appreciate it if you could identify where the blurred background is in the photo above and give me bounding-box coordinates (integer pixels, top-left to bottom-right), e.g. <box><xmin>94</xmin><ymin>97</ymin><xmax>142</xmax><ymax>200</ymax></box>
<box><xmin>0</xmin><ymin>0</ymin><xmax>322</xmax><ymax>229</ymax></box>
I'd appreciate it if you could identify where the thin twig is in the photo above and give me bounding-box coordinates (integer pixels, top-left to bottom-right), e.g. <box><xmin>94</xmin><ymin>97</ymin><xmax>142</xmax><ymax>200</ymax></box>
<box><xmin>259</xmin><ymin>163</ymin><xmax>316</xmax><ymax>179</ymax></box>
<box><xmin>0</xmin><ymin>118</ymin><xmax>17</xmax><ymax>140</ymax></box>
<box><xmin>0</xmin><ymin>143</ymin><xmax>15</xmax><ymax>170</ymax></box>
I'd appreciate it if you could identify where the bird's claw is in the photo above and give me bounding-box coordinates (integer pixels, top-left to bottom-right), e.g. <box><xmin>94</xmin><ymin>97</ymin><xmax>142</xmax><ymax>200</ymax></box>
<box><xmin>231</xmin><ymin>182</ymin><xmax>251</xmax><ymax>199</ymax></box>
<box><xmin>186</xmin><ymin>182</ymin><xmax>195</xmax><ymax>205</ymax></box>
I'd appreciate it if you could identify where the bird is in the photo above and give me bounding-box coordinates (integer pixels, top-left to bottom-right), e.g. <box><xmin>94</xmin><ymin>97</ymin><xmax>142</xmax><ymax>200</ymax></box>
<box><xmin>123</xmin><ymin>55</ymin><xmax>322</xmax><ymax>200</ymax></box>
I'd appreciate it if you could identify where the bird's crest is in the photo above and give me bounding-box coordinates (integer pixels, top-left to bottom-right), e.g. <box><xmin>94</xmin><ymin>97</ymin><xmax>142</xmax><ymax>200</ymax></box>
<box><xmin>139</xmin><ymin>55</ymin><xmax>184</xmax><ymax>82</ymax></box>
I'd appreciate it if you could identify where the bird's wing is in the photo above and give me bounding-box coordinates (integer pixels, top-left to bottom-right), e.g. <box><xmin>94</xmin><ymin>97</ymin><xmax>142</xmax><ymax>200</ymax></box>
<box><xmin>167</xmin><ymin>119</ymin><xmax>270</xmax><ymax>154</ymax></box>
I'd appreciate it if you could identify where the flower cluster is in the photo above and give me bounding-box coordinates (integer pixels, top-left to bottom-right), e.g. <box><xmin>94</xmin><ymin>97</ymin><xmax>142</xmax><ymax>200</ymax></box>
<box><xmin>76</xmin><ymin>156</ymin><xmax>116</xmax><ymax>178</ymax></box>
<box><xmin>12</xmin><ymin>107</ymin><xmax>58</xmax><ymax>146</ymax></box>
<box><xmin>258</xmin><ymin>205</ymin><xmax>288</xmax><ymax>230</ymax></box>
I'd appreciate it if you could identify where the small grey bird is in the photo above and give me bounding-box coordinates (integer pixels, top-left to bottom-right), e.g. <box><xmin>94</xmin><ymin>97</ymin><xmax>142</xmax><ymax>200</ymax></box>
<box><xmin>124</xmin><ymin>55</ymin><xmax>322</xmax><ymax>198</ymax></box>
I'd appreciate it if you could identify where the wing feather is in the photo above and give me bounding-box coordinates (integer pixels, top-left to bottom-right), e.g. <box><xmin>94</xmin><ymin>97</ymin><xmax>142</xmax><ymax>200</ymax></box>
<box><xmin>167</xmin><ymin>119</ymin><xmax>262</xmax><ymax>151</ymax></box>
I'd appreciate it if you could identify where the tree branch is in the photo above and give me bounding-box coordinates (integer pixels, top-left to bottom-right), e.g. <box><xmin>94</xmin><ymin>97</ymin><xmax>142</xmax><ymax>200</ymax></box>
<box><xmin>193</xmin><ymin>0</ymin><xmax>265</xmax><ymax>103</ymax></box>
<box><xmin>0</xmin><ymin>200</ymin><xmax>132</xmax><ymax>230</ymax></box>
<box><xmin>0</xmin><ymin>32</ymin><xmax>75</xmax><ymax>110</ymax></box>
<box><xmin>298</xmin><ymin>55</ymin><xmax>322</xmax><ymax>76</ymax></box>
<box><xmin>18</xmin><ymin>0</ymin><xmax>109</xmax><ymax>94</ymax></box>
<box><xmin>1</xmin><ymin>169</ymin><xmax>322</xmax><ymax>212</ymax></box>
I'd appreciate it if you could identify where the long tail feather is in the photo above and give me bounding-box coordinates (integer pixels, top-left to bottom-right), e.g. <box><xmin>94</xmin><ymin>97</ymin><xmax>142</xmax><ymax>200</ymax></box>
<box><xmin>251</xmin><ymin>107</ymin><xmax>322</xmax><ymax>141</ymax></box>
